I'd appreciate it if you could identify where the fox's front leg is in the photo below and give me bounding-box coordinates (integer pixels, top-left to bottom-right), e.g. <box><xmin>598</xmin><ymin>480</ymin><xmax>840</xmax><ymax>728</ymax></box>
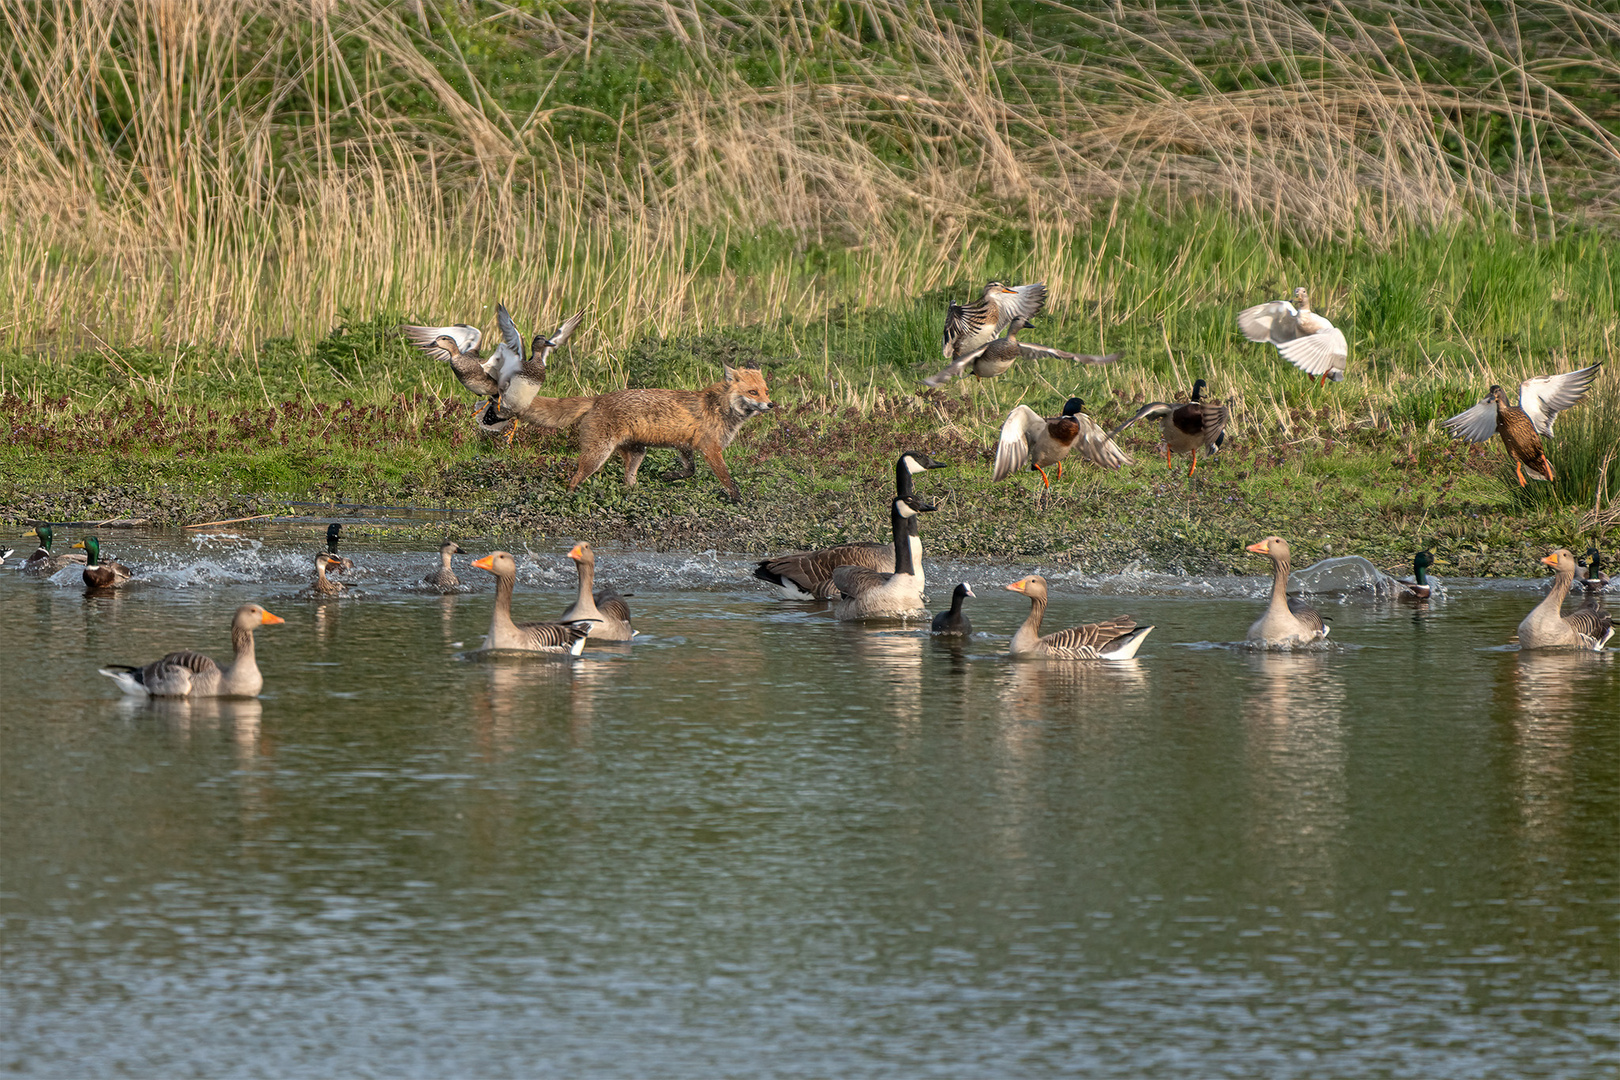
<box><xmin>661</xmin><ymin>449</ymin><xmax>696</xmax><ymax>482</ymax></box>
<box><xmin>566</xmin><ymin>439</ymin><xmax>618</xmax><ymax>493</ymax></box>
<box><xmin>698</xmin><ymin>442</ymin><xmax>741</xmax><ymax>502</ymax></box>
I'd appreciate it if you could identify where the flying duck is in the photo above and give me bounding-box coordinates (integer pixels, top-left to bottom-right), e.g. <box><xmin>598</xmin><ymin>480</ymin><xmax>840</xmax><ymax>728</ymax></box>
<box><xmin>993</xmin><ymin>397</ymin><xmax>1130</xmax><ymax>486</ymax></box>
<box><xmin>1442</xmin><ymin>363</ymin><xmax>1603</xmax><ymax>485</ymax></box>
<box><xmin>1108</xmin><ymin>378</ymin><xmax>1228</xmax><ymax>475</ymax></box>
<box><xmin>1237</xmin><ymin>287</ymin><xmax>1349</xmax><ymax>385</ymax></box>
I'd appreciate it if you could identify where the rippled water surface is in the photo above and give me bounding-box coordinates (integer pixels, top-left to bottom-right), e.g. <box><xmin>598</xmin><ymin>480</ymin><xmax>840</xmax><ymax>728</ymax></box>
<box><xmin>3</xmin><ymin>531</ymin><xmax>1616</xmax><ymax>1078</ymax></box>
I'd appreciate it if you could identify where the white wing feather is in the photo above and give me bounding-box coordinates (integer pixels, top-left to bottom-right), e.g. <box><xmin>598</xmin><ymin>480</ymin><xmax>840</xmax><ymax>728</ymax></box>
<box><xmin>992</xmin><ymin>405</ymin><xmax>1042</xmax><ymax>481</ymax></box>
<box><xmin>401</xmin><ymin>323</ymin><xmax>481</xmax><ymax>363</ymax></box>
<box><xmin>1442</xmin><ymin>397</ymin><xmax>1499</xmax><ymax>443</ymax></box>
<box><xmin>1518</xmin><ymin>362</ymin><xmax>1602</xmax><ymax>437</ymax></box>
<box><xmin>1236</xmin><ymin>301</ymin><xmax>1296</xmax><ymax>343</ymax></box>
<box><xmin>1274</xmin><ymin>328</ymin><xmax>1348</xmax><ymax>379</ymax></box>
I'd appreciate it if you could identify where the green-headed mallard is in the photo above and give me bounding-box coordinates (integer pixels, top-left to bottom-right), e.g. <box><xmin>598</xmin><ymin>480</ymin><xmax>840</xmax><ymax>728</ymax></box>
<box><xmin>993</xmin><ymin>397</ymin><xmax>1129</xmax><ymax>486</ymax></box>
<box><xmin>1397</xmin><ymin>551</ymin><xmax>1437</xmax><ymax>602</ymax></box>
<box><xmin>23</xmin><ymin>524</ymin><xmax>86</xmax><ymax>575</ymax></box>
<box><xmin>74</xmin><ymin>536</ymin><xmax>132</xmax><ymax>589</ymax></box>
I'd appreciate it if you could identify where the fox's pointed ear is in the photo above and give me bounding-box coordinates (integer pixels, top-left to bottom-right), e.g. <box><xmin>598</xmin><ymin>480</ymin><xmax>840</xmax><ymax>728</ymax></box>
<box><xmin>722</xmin><ymin>363</ymin><xmax>739</xmax><ymax>382</ymax></box>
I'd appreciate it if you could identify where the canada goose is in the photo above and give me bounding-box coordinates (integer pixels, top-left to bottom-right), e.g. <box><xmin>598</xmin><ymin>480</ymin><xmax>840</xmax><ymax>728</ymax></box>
<box><xmin>1245</xmin><ymin>536</ymin><xmax>1329</xmax><ymax>645</ymax></box>
<box><xmin>311</xmin><ymin>552</ymin><xmax>354</xmax><ymax>597</ymax></box>
<box><xmin>1443</xmin><ymin>363</ymin><xmax>1603</xmax><ymax>485</ymax></box>
<box><xmin>470</xmin><ymin>551</ymin><xmax>595</xmax><ymax>655</ymax></box>
<box><xmin>73</xmin><ymin>537</ymin><xmax>132</xmax><ymax>589</ymax></box>
<box><xmin>942</xmin><ymin>281</ymin><xmax>1047</xmax><ymax>361</ymax></box>
<box><xmin>1577</xmin><ymin>547</ymin><xmax>1609</xmax><ymax>597</ymax></box>
<box><xmin>830</xmin><ymin>495</ymin><xmax>936</xmax><ymax>620</ymax></box>
<box><xmin>99</xmin><ymin>604</ymin><xmax>285</xmax><ymax>697</ymax></box>
<box><xmin>1396</xmin><ymin>551</ymin><xmax>1437</xmax><ymax>602</ymax></box>
<box><xmin>0</xmin><ymin>546</ymin><xmax>12</xmax><ymax>565</ymax></box>
<box><xmin>993</xmin><ymin>397</ymin><xmax>1129</xmax><ymax>486</ymax></box>
<box><xmin>754</xmin><ymin>451</ymin><xmax>949</xmax><ymax>599</ymax></box>
<box><xmin>423</xmin><ymin>540</ymin><xmax>465</xmax><ymax>593</ymax></box>
<box><xmin>931</xmin><ymin>583</ymin><xmax>975</xmax><ymax>635</ymax></box>
<box><xmin>1237</xmin><ymin>287</ymin><xmax>1349</xmax><ymax>386</ymax></box>
<box><xmin>924</xmin><ymin>316</ymin><xmax>1121</xmax><ymax>388</ymax></box>
<box><xmin>1518</xmin><ymin>548</ymin><xmax>1613</xmax><ymax>650</ymax></box>
<box><xmin>1108</xmin><ymin>378</ymin><xmax>1228</xmax><ymax>475</ymax></box>
<box><xmin>325</xmin><ymin>523</ymin><xmax>343</xmax><ymax>554</ymax></box>
<box><xmin>1004</xmin><ymin>576</ymin><xmax>1154</xmax><ymax>659</ymax></box>
<box><xmin>560</xmin><ymin>542</ymin><xmax>634</xmax><ymax>641</ymax></box>
<box><xmin>22</xmin><ymin>524</ymin><xmax>85</xmax><ymax>575</ymax></box>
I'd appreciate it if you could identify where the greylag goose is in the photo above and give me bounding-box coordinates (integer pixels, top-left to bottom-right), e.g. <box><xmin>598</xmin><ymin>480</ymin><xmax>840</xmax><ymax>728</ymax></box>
<box><xmin>931</xmin><ymin>583</ymin><xmax>975</xmax><ymax>635</ymax></box>
<box><xmin>1108</xmin><ymin>378</ymin><xmax>1228</xmax><ymax>475</ymax></box>
<box><xmin>560</xmin><ymin>542</ymin><xmax>634</xmax><ymax>641</ymax></box>
<box><xmin>73</xmin><ymin>537</ymin><xmax>132</xmax><ymax>589</ymax></box>
<box><xmin>1396</xmin><ymin>551</ymin><xmax>1437</xmax><ymax>602</ymax></box>
<box><xmin>924</xmin><ymin>316</ymin><xmax>1121</xmax><ymax>388</ymax></box>
<box><xmin>754</xmin><ymin>451</ymin><xmax>948</xmax><ymax>599</ymax></box>
<box><xmin>942</xmin><ymin>281</ymin><xmax>1047</xmax><ymax>362</ymax></box>
<box><xmin>1238</xmin><ymin>287</ymin><xmax>1348</xmax><ymax>385</ymax></box>
<box><xmin>100</xmin><ymin>604</ymin><xmax>285</xmax><ymax>697</ymax></box>
<box><xmin>22</xmin><ymin>524</ymin><xmax>85</xmax><ymax>575</ymax></box>
<box><xmin>1518</xmin><ymin>549</ymin><xmax>1613</xmax><ymax>650</ymax></box>
<box><xmin>1005</xmin><ymin>576</ymin><xmax>1153</xmax><ymax>659</ymax></box>
<box><xmin>1443</xmin><ymin>363</ymin><xmax>1603</xmax><ymax>485</ymax></box>
<box><xmin>993</xmin><ymin>397</ymin><xmax>1129</xmax><ymax>485</ymax></box>
<box><xmin>1245</xmin><ymin>536</ymin><xmax>1329</xmax><ymax>645</ymax></box>
<box><xmin>423</xmin><ymin>540</ymin><xmax>465</xmax><ymax>593</ymax></box>
<box><xmin>310</xmin><ymin>552</ymin><xmax>354</xmax><ymax>597</ymax></box>
<box><xmin>831</xmin><ymin>495</ymin><xmax>936</xmax><ymax>621</ymax></box>
<box><xmin>470</xmin><ymin>551</ymin><xmax>595</xmax><ymax>654</ymax></box>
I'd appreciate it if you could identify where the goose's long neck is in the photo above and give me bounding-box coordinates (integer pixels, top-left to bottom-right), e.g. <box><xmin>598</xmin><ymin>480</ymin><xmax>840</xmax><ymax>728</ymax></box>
<box><xmin>892</xmin><ymin>509</ymin><xmax>918</xmax><ymax>578</ymax></box>
<box><xmin>491</xmin><ymin>570</ymin><xmax>518</xmax><ymax>633</ymax></box>
<box><xmin>229</xmin><ymin>624</ymin><xmax>257</xmax><ymax>678</ymax></box>
<box><xmin>572</xmin><ymin>557</ymin><xmax>599</xmax><ymax>614</ymax></box>
<box><xmin>1268</xmin><ymin>553</ymin><xmax>1292</xmax><ymax>616</ymax></box>
<box><xmin>895</xmin><ymin>460</ymin><xmax>914</xmax><ymax>499</ymax></box>
<box><xmin>1536</xmin><ymin>564</ymin><xmax>1574</xmax><ymax>616</ymax></box>
<box><xmin>1010</xmin><ymin>594</ymin><xmax>1045</xmax><ymax>652</ymax></box>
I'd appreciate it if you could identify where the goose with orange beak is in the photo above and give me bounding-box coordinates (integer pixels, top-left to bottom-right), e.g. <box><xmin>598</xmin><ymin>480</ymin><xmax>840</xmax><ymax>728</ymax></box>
<box><xmin>1518</xmin><ymin>548</ymin><xmax>1613</xmax><ymax>650</ymax></box>
<box><xmin>471</xmin><ymin>551</ymin><xmax>595</xmax><ymax>655</ymax></box>
<box><xmin>1005</xmin><ymin>576</ymin><xmax>1153</xmax><ymax>659</ymax></box>
<box><xmin>1245</xmin><ymin>536</ymin><xmax>1328</xmax><ymax>646</ymax></box>
<box><xmin>99</xmin><ymin>604</ymin><xmax>285</xmax><ymax>697</ymax></box>
<box><xmin>559</xmin><ymin>542</ymin><xmax>634</xmax><ymax>641</ymax></box>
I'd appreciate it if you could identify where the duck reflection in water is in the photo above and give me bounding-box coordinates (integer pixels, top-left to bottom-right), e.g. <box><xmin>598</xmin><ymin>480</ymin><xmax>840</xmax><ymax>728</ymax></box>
<box><xmin>1239</xmin><ymin>652</ymin><xmax>1348</xmax><ymax>889</ymax></box>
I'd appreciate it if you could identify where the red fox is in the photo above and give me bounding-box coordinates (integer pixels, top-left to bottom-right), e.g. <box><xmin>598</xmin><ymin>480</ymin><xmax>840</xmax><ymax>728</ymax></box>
<box><xmin>494</xmin><ymin>364</ymin><xmax>775</xmax><ymax>502</ymax></box>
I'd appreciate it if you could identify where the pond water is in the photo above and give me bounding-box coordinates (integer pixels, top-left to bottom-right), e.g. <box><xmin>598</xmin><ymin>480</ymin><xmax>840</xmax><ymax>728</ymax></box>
<box><xmin>2</xmin><ymin>531</ymin><xmax>1616</xmax><ymax>1078</ymax></box>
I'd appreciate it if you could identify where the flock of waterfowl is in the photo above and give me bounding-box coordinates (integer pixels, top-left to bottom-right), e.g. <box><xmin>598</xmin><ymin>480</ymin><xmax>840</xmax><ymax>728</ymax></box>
<box><xmin>8</xmin><ymin>280</ymin><xmax>1613</xmax><ymax>698</ymax></box>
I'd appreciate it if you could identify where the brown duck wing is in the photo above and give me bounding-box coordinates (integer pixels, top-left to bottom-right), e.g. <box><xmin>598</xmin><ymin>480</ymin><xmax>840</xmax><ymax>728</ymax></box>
<box><xmin>1041</xmin><ymin>616</ymin><xmax>1138</xmax><ymax>655</ymax></box>
<box><xmin>942</xmin><ymin>302</ymin><xmax>993</xmax><ymax>359</ymax></box>
<box><xmin>1497</xmin><ymin>406</ymin><xmax>1552</xmax><ymax>479</ymax></box>
<box><xmin>1285</xmin><ymin>597</ymin><xmax>1326</xmax><ymax>635</ymax></box>
<box><xmin>757</xmin><ymin>542</ymin><xmax>893</xmax><ymax>598</ymax></box>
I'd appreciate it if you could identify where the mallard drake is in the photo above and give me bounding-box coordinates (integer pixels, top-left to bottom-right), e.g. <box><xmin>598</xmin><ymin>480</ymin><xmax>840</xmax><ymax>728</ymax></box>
<box><xmin>325</xmin><ymin>522</ymin><xmax>343</xmax><ymax>554</ymax></box>
<box><xmin>1237</xmin><ymin>287</ymin><xmax>1348</xmax><ymax>386</ymax></box>
<box><xmin>1005</xmin><ymin>576</ymin><xmax>1153</xmax><ymax>659</ymax></box>
<box><xmin>22</xmin><ymin>524</ymin><xmax>86</xmax><ymax>575</ymax></box>
<box><xmin>1396</xmin><ymin>551</ymin><xmax>1437</xmax><ymax>602</ymax></box>
<box><xmin>942</xmin><ymin>281</ymin><xmax>1047</xmax><ymax>362</ymax></box>
<box><xmin>73</xmin><ymin>537</ymin><xmax>132</xmax><ymax>589</ymax></box>
<box><xmin>311</xmin><ymin>552</ymin><xmax>354</xmax><ymax>597</ymax></box>
<box><xmin>931</xmin><ymin>583</ymin><xmax>975</xmax><ymax>635</ymax></box>
<box><xmin>831</xmin><ymin>495</ymin><xmax>936</xmax><ymax>621</ymax></box>
<box><xmin>99</xmin><ymin>603</ymin><xmax>285</xmax><ymax>697</ymax></box>
<box><xmin>993</xmin><ymin>397</ymin><xmax>1130</xmax><ymax>486</ymax></box>
<box><xmin>1108</xmin><ymin>378</ymin><xmax>1228</xmax><ymax>476</ymax></box>
<box><xmin>1443</xmin><ymin>363</ymin><xmax>1603</xmax><ymax>485</ymax></box>
<box><xmin>1245</xmin><ymin>536</ymin><xmax>1329</xmax><ymax>645</ymax></box>
<box><xmin>1577</xmin><ymin>547</ymin><xmax>1609</xmax><ymax>597</ymax></box>
<box><xmin>754</xmin><ymin>451</ymin><xmax>948</xmax><ymax>599</ymax></box>
<box><xmin>470</xmin><ymin>551</ymin><xmax>595</xmax><ymax>654</ymax></box>
<box><xmin>560</xmin><ymin>542</ymin><xmax>634</xmax><ymax>641</ymax></box>
<box><xmin>1518</xmin><ymin>548</ymin><xmax>1613</xmax><ymax>650</ymax></box>
<box><xmin>423</xmin><ymin>540</ymin><xmax>465</xmax><ymax>593</ymax></box>
<box><xmin>923</xmin><ymin>317</ymin><xmax>1121</xmax><ymax>388</ymax></box>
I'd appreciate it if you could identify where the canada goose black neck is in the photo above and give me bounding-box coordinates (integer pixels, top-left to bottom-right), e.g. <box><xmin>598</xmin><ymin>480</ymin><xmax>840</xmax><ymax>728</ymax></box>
<box><xmin>1191</xmin><ymin>379</ymin><xmax>1207</xmax><ymax>402</ymax></box>
<box><xmin>326</xmin><ymin>523</ymin><xmax>342</xmax><ymax>553</ymax></box>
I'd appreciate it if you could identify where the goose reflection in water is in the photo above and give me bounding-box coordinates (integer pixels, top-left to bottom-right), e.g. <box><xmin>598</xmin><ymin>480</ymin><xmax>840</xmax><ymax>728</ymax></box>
<box><xmin>1239</xmin><ymin>652</ymin><xmax>1348</xmax><ymax>888</ymax></box>
<box><xmin>115</xmin><ymin>695</ymin><xmax>266</xmax><ymax>757</ymax></box>
<box><xmin>846</xmin><ymin>630</ymin><xmax>928</xmax><ymax>731</ymax></box>
<box><xmin>469</xmin><ymin>654</ymin><xmax>581</xmax><ymax>759</ymax></box>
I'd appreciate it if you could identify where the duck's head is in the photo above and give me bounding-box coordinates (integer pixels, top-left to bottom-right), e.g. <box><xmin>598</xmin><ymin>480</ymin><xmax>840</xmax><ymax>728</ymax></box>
<box><xmin>472</xmin><ymin>551</ymin><xmax>516</xmax><ymax>578</ymax></box>
<box><xmin>72</xmin><ymin>536</ymin><xmax>100</xmax><ymax>565</ymax></box>
<box><xmin>1291</xmin><ymin>286</ymin><xmax>1310</xmax><ymax>307</ymax></box>
<box><xmin>433</xmin><ymin>335</ymin><xmax>461</xmax><ymax>357</ymax></box>
<box><xmin>1588</xmin><ymin>546</ymin><xmax>1603</xmax><ymax>574</ymax></box>
<box><xmin>1191</xmin><ymin>378</ymin><xmax>1208</xmax><ymax>401</ymax></box>
<box><xmin>983</xmin><ymin>280</ymin><xmax>1012</xmax><ymax>298</ymax></box>
<box><xmin>1414</xmin><ymin>550</ymin><xmax>1435</xmax><ymax>572</ymax></box>
<box><xmin>441</xmin><ymin>539</ymin><xmax>465</xmax><ymax>556</ymax></box>
<box><xmin>1006</xmin><ymin>575</ymin><xmax>1049</xmax><ymax>601</ymax></box>
<box><xmin>1246</xmin><ymin>535</ymin><xmax>1291</xmax><ymax>562</ymax></box>
<box><xmin>1061</xmin><ymin>397</ymin><xmax>1085</xmax><ymax>417</ymax></box>
<box><xmin>1005</xmin><ymin>315</ymin><xmax>1034</xmax><ymax>335</ymax></box>
<box><xmin>34</xmin><ymin>523</ymin><xmax>53</xmax><ymax>548</ymax></box>
<box><xmin>1486</xmin><ymin>385</ymin><xmax>1509</xmax><ymax>405</ymax></box>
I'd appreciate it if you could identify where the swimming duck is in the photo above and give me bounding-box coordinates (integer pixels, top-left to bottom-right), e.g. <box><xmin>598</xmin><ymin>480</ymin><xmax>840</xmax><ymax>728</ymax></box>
<box><xmin>560</xmin><ymin>542</ymin><xmax>634</xmax><ymax>641</ymax></box>
<box><xmin>1443</xmin><ymin>363</ymin><xmax>1603</xmax><ymax>485</ymax></box>
<box><xmin>1577</xmin><ymin>547</ymin><xmax>1609</xmax><ymax>597</ymax></box>
<box><xmin>1245</xmin><ymin>536</ymin><xmax>1329</xmax><ymax>645</ymax></box>
<box><xmin>993</xmin><ymin>397</ymin><xmax>1130</xmax><ymax>486</ymax></box>
<box><xmin>73</xmin><ymin>537</ymin><xmax>132</xmax><ymax>589</ymax></box>
<box><xmin>1004</xmin><ymin>576</ymin><xmax>1154</xmax><ymax>659</ymax></box>
<box><xmin>1108</xmin><ymin>378</ymin><xmax>1228</xmax><ymax>475</ymax></box>
<box><xmin>1396</xmin><ymin>551</ymin><xmax>1437</xmax><ymax>602</ymax></box>
<box><xmin>99</xmin><ymin>603</ymin><xmax>286</xmax><ymax>698</ymax></box>
<box><xmin>423</xmin><ymin>540</ymin><xmax>465</xmax><ymax>593</ymax></box>
<box><xmin>923</xmin><ymin>316</ymin><xmax>1121</xmax><ymax>388</ymax></box>
<box><xmin>931</xmin><ymin>583</ymin><xmax>976</xmax><ymax>636</ymax></box>
<box><xmin>830</xmin><ymin>495</ymin><xmax>936</xmax><ymax>621</ymax></box>
<box><xmin>1237</xmin><ymin>287</ymin><xmax>1349</xmax><ymax>386</ymax></box>
<box><xmin>941</xmin><ymin>281</ymin><xmax>1047</xmax><ymax>362</ymax></box>
<box><xmin>470</xmin><ymin>551</ymin><xmax>595</xmax><ymax>654</ymax></box>
<box><xmin>1518</xmin><ymin>548</ymin><xmax>1613</xmax><ymax>650</ymax></box>
<box><xmin>754</xmin><ymin>451</ymin><xmax>949</xmax><ymax>600</ymax></box>
<box><xmin>22</xmin><ymin>524</ymin><xmax>86</xmax><ymax>575</ymax></box>
<box><xmin>311</xmin><ymin>552</ymin><xmax>354</xmax><ymax>597</ymax></box>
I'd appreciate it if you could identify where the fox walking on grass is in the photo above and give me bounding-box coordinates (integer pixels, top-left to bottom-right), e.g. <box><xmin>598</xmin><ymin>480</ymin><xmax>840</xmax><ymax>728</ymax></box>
<box><xmin>493</xmin><ymin>364</ymin><xmax>775</xmax><ymax>502</ymax></box>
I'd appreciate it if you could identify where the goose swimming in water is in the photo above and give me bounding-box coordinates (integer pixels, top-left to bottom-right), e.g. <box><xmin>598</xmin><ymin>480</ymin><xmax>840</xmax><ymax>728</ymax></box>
<box><xmin>423</xmin><ymin>540</ymin><xmax>465</xmax><ymax>593</ymax></box>
<box><xmin>830</xmin><ymin>495</ymin><xmax>936</xmax><ymax>621</ymax></box>
<box><xmin>100</xmin><ymin>604</ymin><xmax>285</xmax><ymax>698</ymax></box>
<box><xmin>470</xmin><ymin>551</ymin><xmax>596</xmax><ymax>655</ymax></box>
<box><xmin>1004</xmin><ymin>576</ymin><xmax>1153</xmax><ymax>659</ymax></box>
<box><xmin>1245</xmin><ymin>536</ymin><xmax>1329</xmax><ymax>646</ymax></box>
<box><xmin>1517</xmin><ymin>548</ymin><xmax>1613</xmax><ymax>651</ymax></box>
<box><xmin>559</xmin><ymin>542</ymin><xmax>634</xmax><ymax>641</ymax></box>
